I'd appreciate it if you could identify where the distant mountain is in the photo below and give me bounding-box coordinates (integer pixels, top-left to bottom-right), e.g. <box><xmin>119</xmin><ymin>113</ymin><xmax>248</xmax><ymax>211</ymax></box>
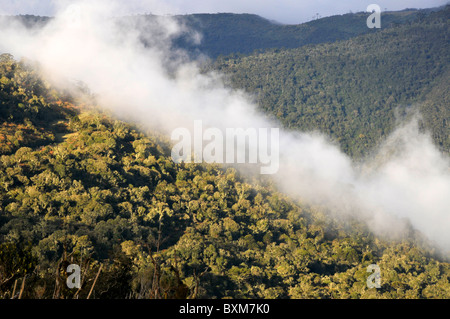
<box><xmin>171</xmin><ymin>8</ymin><xmax>440</xmax><ymax>58</ymax></box>
<box><xmin>2</xmin><ymin>7</ymin><xmax>443</xmax><ymax>59</ymax></box>
<box><xmin>210</xmin><ymin>6</ymin><xmax>450</xmax><ymax>158</ymax></box>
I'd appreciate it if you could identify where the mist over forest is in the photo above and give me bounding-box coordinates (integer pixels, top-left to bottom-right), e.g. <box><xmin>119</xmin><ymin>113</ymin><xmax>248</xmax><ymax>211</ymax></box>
<box><xmin>0</xmin><ymin>1</ymin><xmax>449</xmax><ymax>301</ymax></box>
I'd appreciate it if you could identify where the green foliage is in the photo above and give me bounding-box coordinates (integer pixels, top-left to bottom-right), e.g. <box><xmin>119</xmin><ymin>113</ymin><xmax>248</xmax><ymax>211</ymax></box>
<box><xmin>211</xmin><ymin>8</ymin><xmax>450</xmax><ymax>158</ymax></box>
<box><xmin>0</xmin><ymin>242</ymin><xmax>37</xmax><ymax>293</ymax></box>
<box><xmin>0</xmin><ymin>93</ymin><xmax>448</xmax><ymax>298</ymax></box>
<box><xmin>0</xmin><ymin>53</ymin><xmax>77</xmax><ymax>155</ymax></box>
<box><xmin>1</xmin><ymin>8</ymin><xmax>450</xmax><ymax>299</ymax></box>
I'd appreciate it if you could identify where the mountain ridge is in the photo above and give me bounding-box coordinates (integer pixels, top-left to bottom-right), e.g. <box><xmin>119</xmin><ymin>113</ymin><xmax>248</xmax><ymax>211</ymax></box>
<box><xmin>1</xmin><ymin>6</ymin><xmax>443</xmax><ymax>59</ymax></box>
<box><xmin>210</xmin><ymin>6</ymin><xmax>450</xmax><ymax>158</ymax></box>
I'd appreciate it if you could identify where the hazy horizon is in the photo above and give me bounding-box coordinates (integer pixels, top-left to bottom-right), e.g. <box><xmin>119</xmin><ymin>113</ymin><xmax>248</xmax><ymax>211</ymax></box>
<box><xmin>0</xmin><ymin>0</ymin><xmax>448</xmax><ymax>24</ymax></box>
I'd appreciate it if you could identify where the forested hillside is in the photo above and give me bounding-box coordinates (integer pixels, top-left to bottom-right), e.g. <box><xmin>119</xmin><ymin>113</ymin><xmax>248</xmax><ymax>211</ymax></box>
<box><xmin>1</xmin><ymin>54</ymin><xmax>449</xmax><ymax>299</ymax></box>
<box><xmin>211</xmin><ymin>7</ymin><xmax>450</xmax><ymax>158</ymax></box>
<box><xmin>173</xmin><ymin>8</ymin><xmax>436</xmax><ymax>58</ymax></box>
<box><xmin>3</xmin><ymin>7</ymin><xmax>440</xmax><ymax>60</ymax></box>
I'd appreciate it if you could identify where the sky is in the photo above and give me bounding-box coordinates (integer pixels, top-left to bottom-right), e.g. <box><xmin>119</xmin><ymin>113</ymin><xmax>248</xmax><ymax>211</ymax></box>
<box><xmin>0</xmin><ymin>0</ymin><xmax>448</xmax><ymax>24</ymax></box>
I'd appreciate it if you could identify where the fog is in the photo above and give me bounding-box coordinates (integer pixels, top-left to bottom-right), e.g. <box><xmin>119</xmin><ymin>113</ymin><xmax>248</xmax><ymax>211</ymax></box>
<box><xmin>0</xmin><ymin>0</ymin><xmax>449</xmax><ymax>252</ymax></box>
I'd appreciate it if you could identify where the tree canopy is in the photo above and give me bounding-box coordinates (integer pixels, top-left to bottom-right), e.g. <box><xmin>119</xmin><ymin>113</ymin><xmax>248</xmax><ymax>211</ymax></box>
<box><xmin>0</xmin><ymin>53</ymin><xmax>449</xmax><ymax>299</ymax></box>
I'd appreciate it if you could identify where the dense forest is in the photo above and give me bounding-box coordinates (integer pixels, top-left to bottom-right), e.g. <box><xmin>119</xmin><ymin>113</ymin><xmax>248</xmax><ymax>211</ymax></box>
<box><xmin>1</xmin><ymin>5</ymin><xmax>450</xmax><ymax>300</ymax></box>
<box><xmin>210</xmin><ymin>7</ymin><xmax>450</xmax><ymax>158</ymax></box>
<box><xmin>0</xmin><ymin>53</ymin><xmax>449</xmax><ymax>299</ymax></box>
